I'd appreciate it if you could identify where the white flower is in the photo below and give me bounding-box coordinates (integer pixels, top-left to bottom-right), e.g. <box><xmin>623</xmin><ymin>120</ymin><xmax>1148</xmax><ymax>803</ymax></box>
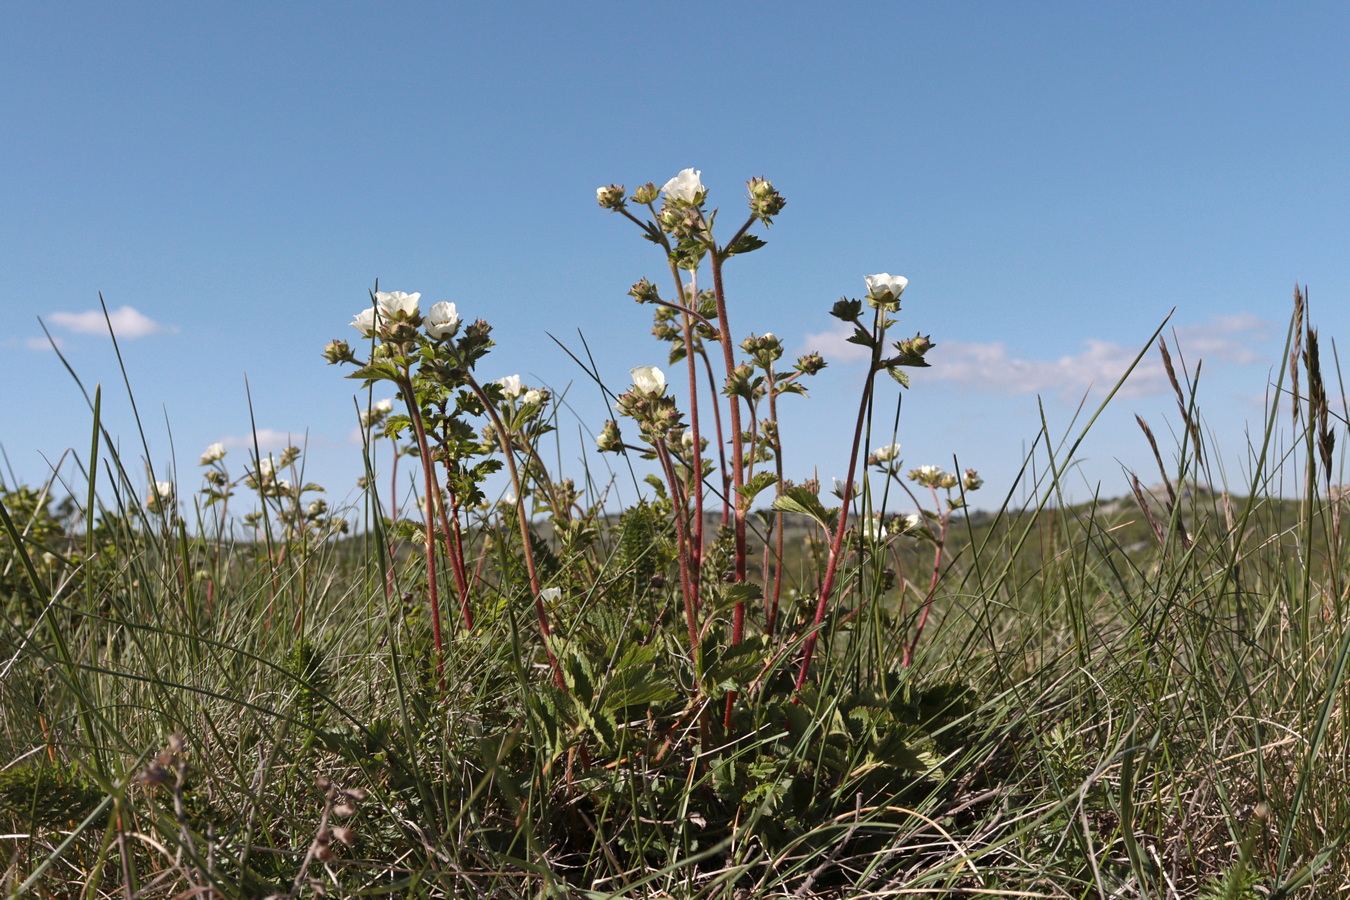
<box><xmin>199</xmin><ymin>442</ymin><xmax>226</xmax><ymax>465</ymax></box>
<box><xmin>861</xmin><ymin>515</ymin><xmax>888</xmax><ymax>543</ymax></box>
<box><xmin>375</xmin><ymin>398</ymin><xmax>394</xmax><ymax>414</ymax></box>
<box><xmin>904</xmin><ymin>512</ymin><xmax>923</xmax><ymax>531</ymax></box>
<box><xmin>872</xmin><ymin>443</ymin><xmax>901</xmax><ymax>463</ymax></box>
<box><xmin>146</xmin><ymin>480</ymin><xmax>174</xmax><ymax>510</ymax></box>
<box><xmin>425</xmin><ymin>301</ymin><xmax>460</xmax><ymax>340</ymax></box>
<box><xmin>864</xmin><ymin>273</ymin><xmax>908</xmax><ymax>300</ymax></box>
<box><xmin>522</xmin><ymin>389</ymin><xmax>544</xmax><ymax>405</ymax></box>
<box><xmin>832</xmin><ymin>478</ymin><xmax>858</xmax><ymax>498</ymax></box>
<box><xmin>661</xmin><ymin>168</ymin><xmax>704</xmax><ymax>203</ymax></box>
<box><xmin>539</xmin><ymin>587</ymin><xmax>561</xmax><ymax>603</ymax></box>
<box><xmin>630</xmin><ymin>366</ymin><xmax>666</xmax><ymax>396</ymax></box>
<box><xmin>258</xmin><ymin>458</ymin><xmax>275</xmax><ymax>478</ymax></box>
<box><xmin>351</xmin><ymin>307</ymin><xmax>378</xmax><ymax>337</ymax></box>
<box><xmin>374</xmin><ymin>291</ymin><xmax>420</xmax><ymax>318</ymax></box>
<box><xmin>681</xmin><ymin>429</ymin><xmax>695</xmax><ymax>447</ymax></box>
<box><xmin>497</xmin><ymin>374</ymin><xmax>523</xmax><ymax>397</ymax></box>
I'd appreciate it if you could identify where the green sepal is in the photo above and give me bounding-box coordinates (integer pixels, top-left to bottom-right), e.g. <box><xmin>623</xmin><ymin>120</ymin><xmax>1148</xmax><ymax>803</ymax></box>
<box><xmin>725</xmin><ymin>234</ymin><xmax>767</xmax><ymax>256</ymax></box>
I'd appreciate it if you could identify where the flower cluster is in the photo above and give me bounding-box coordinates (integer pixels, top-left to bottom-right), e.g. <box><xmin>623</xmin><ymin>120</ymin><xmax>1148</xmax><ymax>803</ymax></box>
<box><xmin>868</xmin><ymin>443</ymin><xmax>902</xmax><ymax>468</ymax></box>
<box><xmin>908</xmin><ymin>465</ymin><xmax>983</xmax><ymax>493</ymax></box>
<box><xmin>613</xmin><ymin>365</ymin><xmax>684</xmax><ymax>444</ymax></box>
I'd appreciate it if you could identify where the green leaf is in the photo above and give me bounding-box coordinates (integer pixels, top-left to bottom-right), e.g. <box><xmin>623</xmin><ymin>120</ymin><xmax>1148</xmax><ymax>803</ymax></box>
<box><xmin>886</xmin><ymin>367</ymin><xmax>911</xmax><ymax>388</ymax></box>
<box><xmin>846</xmin><ymin>326</ymin><xmax>875</xmax><ymax>349</ymax></box>
<box><xmin>725</xmin><ymin>234</ymin><xmax>767</xmax><ymax>256</ymax></box>
<box><xmin>772</xmin><ymin>486</ymin><xmax>839</xmax><ymax>533</ymax></box>
<box><xmin>735</xmin><ymin>471</ymin><xmax>779</xmax><ymax>504</ymax></box>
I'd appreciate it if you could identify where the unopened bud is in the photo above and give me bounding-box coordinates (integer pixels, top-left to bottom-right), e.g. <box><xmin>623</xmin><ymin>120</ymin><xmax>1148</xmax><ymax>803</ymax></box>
<box><xmin>628</xmin><ymin>278</ymin><xmax>659</xmax><ymax>304</ymax></box>
<box><xmin>596</xmin><ymin>184</ymin><xmax>627</xmax><ymax>210</ymax></box>
<box><xmin>631</xmin><ymin>182</ymin><xmax>659</xmax><ymax>204</ymax></box>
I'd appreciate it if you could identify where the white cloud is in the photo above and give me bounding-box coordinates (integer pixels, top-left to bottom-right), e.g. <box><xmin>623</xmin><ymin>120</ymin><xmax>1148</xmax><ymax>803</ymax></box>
<box><xmin>48</xmin><ymin>305</ymin><xmax>174</xmax><ymax>338</ymax></box>
<box><xmin>801</xmin><ymin>321</ymin><xmax>873</xmax><ymax>365</ymax></box>
<box><xmin>801</xmin><ymin>314</ymin><xmax>1272</xmax><ymax>401</ymax></box>
<box><xmin>219</xmin><ymin>429</ymin><xmax>302</xmax><ymax>452</ymax></box>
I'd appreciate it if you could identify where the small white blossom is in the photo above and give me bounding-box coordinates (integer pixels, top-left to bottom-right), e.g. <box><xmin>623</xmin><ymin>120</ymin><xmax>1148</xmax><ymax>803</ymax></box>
<box><xmin>374</xmin><ymin>291</ymin><xmax>420</xmax><ymax>318</ymax></box>
<box><xmin>539</xmin><ymin>587</ymin><xmax>561</xmax><ymax>603</ymax></box>
<box><xmin>661</xmin><ymin>168</ymin><xmax>704</xmax><ymax>203</ymax></box>
<box><xmin>497</xmin><ymin>374</ymin><xmax>523</xmax><ymax>397</ymax></box>
<box><xmin>904</xmin><ymin>512</ymin><xmax>923</xmax><ymax>531</ymax></box>
<box><xmin>864</xmin><ymin>273</ymin><xmax>908</xmax><ymax>300</ymax></box>
<box><xmin>375</xmin><ymin>398</ymin><xmax>394</xmax><ymax>414</ymax></box>
<box><xmin>522</xmin><ymin>389</ymin><xmax>544</xmax><ymax>405</ymax></box>
<box><xmin>259</xmin><ymin>458</ymin><xmax>275</xmax><ymax>478</ymax></box>
<box><xmin>872</xmin><ymin>443</ymin><xmax>901</xmax><ymax>463</ymax></box>
<box><xmin>425</xmin><ymin>301</ymin><xmax>460</xmax><ymax>340</ymax></box>
<box><xmin>861</xmin><ymin>515</ymin><xmax>888</xmax><ymax>543</ymax></box>
<box><xmin>199</xmin><ymin>442</ymin><xmax>226</xmax><ymax>465</ymax></box>
<box><xmin>630</xmin><ymin>366</ymin><xmax>666</xmax><ymax>396</ymax></box>
<box><xmin>351</xmin><ymin>307</ymin><xmax>378</xmax><ymax>337</ymax></box>
<box><xmin>146</xmin><ymin>481</ymin><xmax>174</xmax><ymax>510</ymax></box>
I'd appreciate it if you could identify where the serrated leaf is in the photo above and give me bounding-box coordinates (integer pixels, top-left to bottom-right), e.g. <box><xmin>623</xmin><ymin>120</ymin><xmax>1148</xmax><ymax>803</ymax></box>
<box><xmin>719</xmin><ymin>581</ymin><xmax>764</xmax><ymax>611</ymax></box>
<box><xmin>845</xmin><ymin>326</ymin><xmax>875</xmax><ymax>348</ymax></box>
<box><xmin>725</xmin><ymin>234</ymin><xmax>767</xmax><ymax>256</ymax></box>
<box><xmin>772</xmin><ymin>486</ymin><xmax>839</xmax><ymax>533</ymax></box>
<box><xmin>735</xmin><ymin>471</ymin><xmax>778</xmax><ymax>503</ymax></box>
<box><xmin>886</xmin><ymin>367</ymin><xmax>911</xmax><ymax>387</ymax></box>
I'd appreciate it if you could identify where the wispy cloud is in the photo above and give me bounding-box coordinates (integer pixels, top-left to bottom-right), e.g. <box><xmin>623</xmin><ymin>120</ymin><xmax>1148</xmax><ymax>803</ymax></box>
<box><xmin>801</xmin><ymin>314</ymin><xmax>1272</xmax><ymax>400</ymax></box>
<box><xmin>48</xmin><ymin>305</ymin><xmax>175</xmax><ymax>339</ymax></box>
<box><xmin>801</xmin><ymin>321</ymin><xmax>873</xmax><ymax>365</ymax></box>
<box><xmin>23</xmin><ymin>335</ymin><xmax>64</xmax><ymax>351</ymax></box>
<box><xmin>219</xmin><ymin>429</ymin><xmax>303</xmax><ymax>452</ymax></box>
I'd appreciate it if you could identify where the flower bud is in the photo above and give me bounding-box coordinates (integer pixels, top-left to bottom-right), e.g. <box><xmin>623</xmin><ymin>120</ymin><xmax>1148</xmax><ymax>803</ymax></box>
<box><xmin>747</xmin><ymin>177</ymin><xmax>786</xmax><ymax>222</ymax></box>
<box><xmin>596</xmin><ymin>184</ymin><xmax>627</xmax><ymax>210</ymax></box>
<box><xmin>938</xmin><ymin>472</ymin><xmax>959</xmax><ymax>490</ymax></box>
<box><xmin>628</xmin><ymin>278</ymin><xmax>659</xmax><ymax>304</ymax></box>
<box><xmin>596</xmin><ymin>420</ymin><xmax>623</xmax><ymax>453</ymax></box>
<box><xmin>631</xmin><ymin>182</ymin><xmax>659</xmax><ymax>204</ymax></box>
<box><xmin>324</xmin><ymin>339</ymin><xmax>356</xmax><ymax>365</ymax></box>
<box><xmin>893</xmin><ymin>333</ymin><xmax>935</xmax><ymax>362</ymax></box>
<box><xmin>795</xmin><ymin>352</ymin><xmax>827</xmax><ymax>376</ymax></box>
<box><xmin>962</xmin><ymin>469</ymin><xmax>984</xmax><ymax>491</ymax></box>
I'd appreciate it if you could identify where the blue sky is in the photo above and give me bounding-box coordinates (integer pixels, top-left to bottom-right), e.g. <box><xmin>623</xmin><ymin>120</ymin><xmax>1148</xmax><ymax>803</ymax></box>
<box><xmin>5</xmin><ymin>2</ymin><xmax>1349</xmax><ymax>517</ymax></box>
